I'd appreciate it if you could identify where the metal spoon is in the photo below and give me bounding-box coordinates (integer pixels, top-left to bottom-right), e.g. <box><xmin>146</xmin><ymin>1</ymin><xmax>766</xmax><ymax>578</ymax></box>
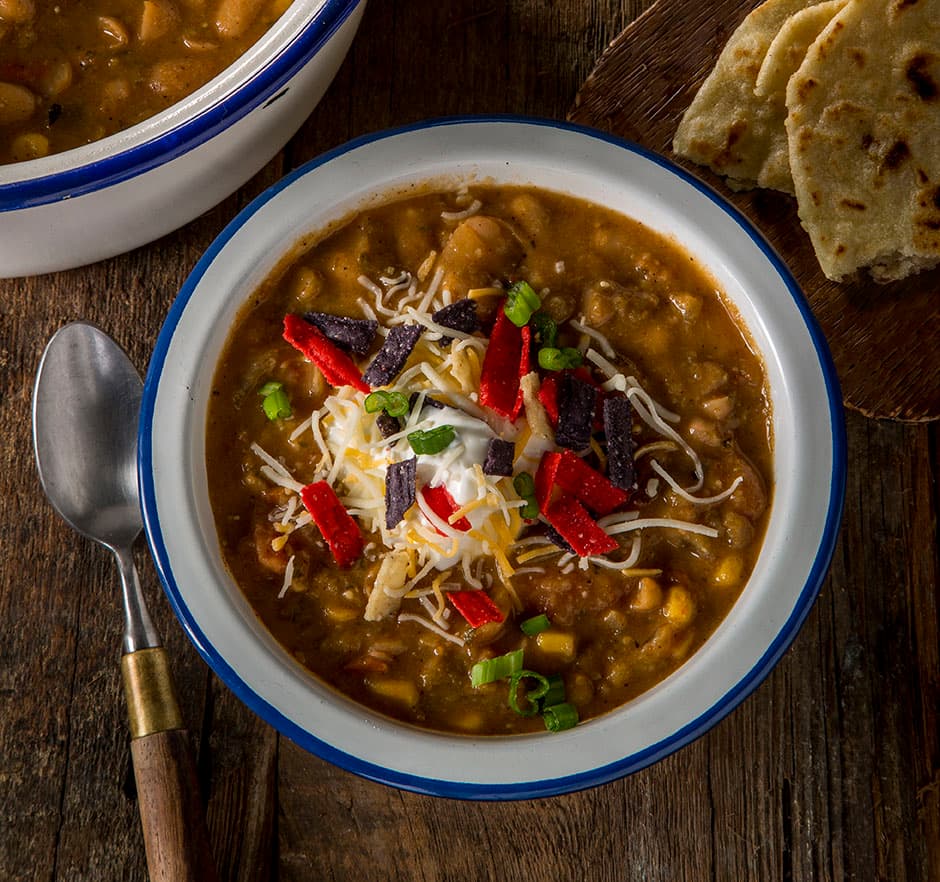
<box><xmin>33</xmin><ymin>322</ymin><xmax>218</xmax><ymax>882</ymax></box>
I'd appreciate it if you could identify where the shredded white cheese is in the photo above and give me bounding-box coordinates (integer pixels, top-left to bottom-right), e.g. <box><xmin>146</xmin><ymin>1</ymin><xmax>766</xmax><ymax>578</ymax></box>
<box><xmin>278</xmin><ymin>555</ymin><xmax>295</xmax><ymax>599</ymax></box>
<box><xmin>397</xmin><ymin>613</ymin><xmax>466</xmax><ymax>646</ymax></box>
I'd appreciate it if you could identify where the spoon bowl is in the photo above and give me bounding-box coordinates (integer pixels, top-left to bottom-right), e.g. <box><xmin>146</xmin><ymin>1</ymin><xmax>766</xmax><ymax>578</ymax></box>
<box><xmin>33</xmin><ymin>323</ymin><xmax>143</xmax><ymax>552</ymax></box>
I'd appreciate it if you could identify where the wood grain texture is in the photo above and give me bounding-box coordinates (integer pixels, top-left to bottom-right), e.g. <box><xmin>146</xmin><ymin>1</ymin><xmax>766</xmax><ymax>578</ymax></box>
<box><xmin>569</xmin><ymin>0</ymin><xmax>940</xmax><ymax>422</ymax></box>
<box><xmin>0</xmin><ymin>1</ymin><xmax>937</xmax><ymax>881</ymax></box>
<box><xmin>130</xmin><ymin>728</ymin><xmax>219</xmax><ymax>882</ymax></box>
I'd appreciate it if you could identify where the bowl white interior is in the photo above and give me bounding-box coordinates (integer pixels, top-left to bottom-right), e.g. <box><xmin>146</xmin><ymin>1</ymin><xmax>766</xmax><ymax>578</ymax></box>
<box><xmin>141</xmin><ymin>119</ymin><xmax>844</xmax><ymax>798</ymax></box>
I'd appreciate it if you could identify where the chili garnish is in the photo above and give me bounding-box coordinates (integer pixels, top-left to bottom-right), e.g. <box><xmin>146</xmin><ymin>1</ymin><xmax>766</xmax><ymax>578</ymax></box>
<box><xmin>299</xmin><ymin>480</ymin><xmax>363</xmax><ymax>568</ymax></box>
<box><xmin>283</xmin><ymin>314</ymin><xmax>370</xmax><ymax>394</ymax></box>
<box><xmin>448</xmin><ymin>590</ymin><xmax>505</xmax><ymax>628</ymax></box>
<box><xmin>535</xmin><ymin>449</ymin><xmax>628</xmax><ymax>515</ymax></box>
<box><xmin>420</xmin><ymin>484</ymin><xmax>472</xmax><ymax>532</ymax></box>
<box><xmin>479</xmin><ymin>305</ymin><xmax>524</xmax><ymax>420</ymax></box>
<box><xmin>542</xmin><ymin>492</ymin><xmax>618</xmax><ymax>557</ymax></box>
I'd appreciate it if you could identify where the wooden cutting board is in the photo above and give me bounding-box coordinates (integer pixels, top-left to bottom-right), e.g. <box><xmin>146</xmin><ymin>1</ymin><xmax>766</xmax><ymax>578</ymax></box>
<box><xmin>569</xmin><ymin>0</ymin><xmax>939</xmax><ymax>422</ymax></box>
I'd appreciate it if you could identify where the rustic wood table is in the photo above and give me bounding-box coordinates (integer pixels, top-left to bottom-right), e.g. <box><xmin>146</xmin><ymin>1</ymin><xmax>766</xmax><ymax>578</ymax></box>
<box><xmin>2</xmin><ymin>2</ymin><xmax>937</xmax><ymax>880</ymax></box>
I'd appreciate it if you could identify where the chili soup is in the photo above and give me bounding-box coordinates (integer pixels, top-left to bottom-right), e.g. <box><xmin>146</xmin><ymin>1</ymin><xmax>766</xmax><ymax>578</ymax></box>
<box><xmin>0</xmin><ymin>0</ymin><xmax>290</xmax><ymax>163</ymax></box>
<box><xmin>206</xmin><ymin>185</ymin><xmax>773</xmax><ymax>735</ymax></box>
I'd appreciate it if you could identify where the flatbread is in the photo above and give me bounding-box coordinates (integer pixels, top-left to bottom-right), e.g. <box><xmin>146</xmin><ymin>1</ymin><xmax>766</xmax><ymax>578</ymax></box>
<box><xmin>673</xmin><ymin>0</ymin><xmax>824</xmax><ymax>192</ymax></box>
<box><xmin>752</xmin><ymin>0</ymin><xmax>847</xmax><ymax>192</ymax></box>
<box><xmin>785</xmin><ymin>0</ymin><xmax>940</xmax><ymax>281</ymax></box>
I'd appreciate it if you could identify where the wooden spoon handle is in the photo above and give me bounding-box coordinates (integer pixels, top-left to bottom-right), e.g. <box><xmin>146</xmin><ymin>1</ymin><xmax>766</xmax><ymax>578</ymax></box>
<box><xmin>122</xmin><ymin>648</ymin><xmax>220</xmax><ymax>882</ymax></box>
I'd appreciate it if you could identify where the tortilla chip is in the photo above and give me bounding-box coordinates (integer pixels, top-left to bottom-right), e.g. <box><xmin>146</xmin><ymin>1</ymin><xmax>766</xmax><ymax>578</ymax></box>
<box><xmin>752</xmin><ymin>0</ymin><xmax>847</xmax><ymax>192</ymax></box>
<box><xmin>673</xmin><ymin>0</ymin><xmax>826</xmax><ymax>192</ymax></box>
<box><xmin>785</xmin><ymin>0</ymin><xmax>940</xmax><ymax>281</ymax></box>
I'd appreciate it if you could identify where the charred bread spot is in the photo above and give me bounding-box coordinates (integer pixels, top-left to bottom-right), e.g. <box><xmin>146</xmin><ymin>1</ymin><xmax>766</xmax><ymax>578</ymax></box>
<box><xmin>906</xmin><ymin>54</ymin><xmax>939</xmax><ymax>101</ymax></box>
<box><xmin>881</xmin><ymin>140</ymin><xmax>911</xmax><ymax>172</ymax></box>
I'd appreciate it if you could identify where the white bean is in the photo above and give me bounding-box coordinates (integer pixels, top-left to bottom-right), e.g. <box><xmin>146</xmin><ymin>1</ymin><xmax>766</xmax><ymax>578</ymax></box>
<box><xmin>0</xmin><ymin>82</ymin><xmax>36</xmax><ymax>126</ymax></box>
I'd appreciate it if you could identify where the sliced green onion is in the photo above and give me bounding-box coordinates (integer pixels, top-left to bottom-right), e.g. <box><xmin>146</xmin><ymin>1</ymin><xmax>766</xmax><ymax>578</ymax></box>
<box><xmin>258</xmin><ymin>380</ymin><xmax>284</xmax><ymax>397</ymax></box>
<box><xmin>539</xmin><ymin>674</ymin><xmax>566</xmax><ymax>709</ymax></box>
<box><xmin>520</xmin><ymin>613</ymin><xmax>551</xmax><ymax>637</ymax></box>
<box><xmin>542</xmin><ymin>702</ymin><xmax>579</xmax><ymax>732</ymax></box>
<box><xmin>508</xmin><ymin>670</ymin><xmax>550</xmax><ymax>717</ymax></box>
<box><xmin>364</xmin><ymin>390</ymin><xmax>410</xmax><ymax>418</ymax></box>
<box><xmin>512</xmin><ymin>471</ymin><xmax>539</xmax><ymax>519</ymax></box>
<box><xmin>512</xmin><ymin>472</ymin><xmax>535</xmax><ymax>497</ymax></box>
<box><xmin>261</xmin><ymin>385</ymin><xmax>292</xmax><ymax>420</ymax></box>
<box><xmin>504</xmin><ymin>280</ymin><xmax>541</xmax><ymax>327</ymax></box>
<box><xmin>537</xmin><ymin>346</ymin><xmax>583</xmax><ymax>372</ymax></box>
<box><xmin>470</xmin><ymin>648</ymin><xmax>524</xmax><ymax>687</ymax></box>
<box><xmin>530</xmin><ymin>312</ymin><xmax>558</xmax><ymax>349</ymax></box>
<box><xmin>407</xmin><ymin>425</ymin><xmax>456</xmax><ymax>455</ymax></box>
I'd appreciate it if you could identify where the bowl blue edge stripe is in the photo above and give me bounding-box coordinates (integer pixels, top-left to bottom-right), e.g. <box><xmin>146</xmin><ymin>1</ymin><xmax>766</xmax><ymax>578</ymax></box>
<box><xmin>0</xmin><ymin>0</ymin><xmax>361</xmax><ymax>210</ymax></box>
<box><xmin>139</xmin><ymin>114</ymin><xmax>848</xmax><ymax>801</ymax></box>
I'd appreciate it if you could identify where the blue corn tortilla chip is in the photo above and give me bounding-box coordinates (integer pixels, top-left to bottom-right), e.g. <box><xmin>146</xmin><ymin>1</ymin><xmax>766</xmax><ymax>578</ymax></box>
<box><xmin>362</xmin><ymin>324</ymin><xmax>424</xmax><ymax>387</ymax></box>
<box><xmin>304</xmin><ymin>312</ymin><xmax>378</xmax><ymax>355</ymax></box>
<box><xmin>431</xmin><ymin>299</ymin><xmax>479</xmax><ymax>343</ymax></box>
<box><xmin>376</xmin><ymin>412</ymin><xmax>401</xmax><ymax>439</ymax></box>
<box><xmin>408</xmin><ymin>392</ymin><xmax>445</xmax><ymax>413</ymax></box>
<box><xmin>554</xmin><ymin>373</ymin><xmax>595</xmax><ymax>451</ymax></box>
<box><xmin>385</xmin><ymin>457</ymin><xmax>417</xmax><ymax>529</ymax></box>
<box><xmin>483</xmin><ymin>438</ymin><xmax>514</xmax><ymax>476</ymax></box>
<box><xmin>543</xmin><ymin>523</ymin><xmax>575</xmax><ymax>554</ymax></box>
<box><xmin>603</xmin><ymin>396</ymin><xmax>637</xmax><ymax>491</ymax></box>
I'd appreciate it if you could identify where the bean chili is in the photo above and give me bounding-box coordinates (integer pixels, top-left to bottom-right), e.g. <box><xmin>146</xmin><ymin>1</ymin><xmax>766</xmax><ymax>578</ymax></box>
<box><xmin>0</xmin><ymin>0</ymin><xmax>289</xmax><ymax>163</ymax></box>
<box><xmin>206</xmin><ymin>186</ymin><xmax>773</xmax><ymax>735</ymax></box>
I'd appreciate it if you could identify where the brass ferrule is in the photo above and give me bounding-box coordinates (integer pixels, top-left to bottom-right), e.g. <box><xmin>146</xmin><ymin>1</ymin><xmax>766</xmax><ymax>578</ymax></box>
<box><xmin>121</xmin><ymin>647</ymin><xmax>184</xmax><ymax>739</ymax></box>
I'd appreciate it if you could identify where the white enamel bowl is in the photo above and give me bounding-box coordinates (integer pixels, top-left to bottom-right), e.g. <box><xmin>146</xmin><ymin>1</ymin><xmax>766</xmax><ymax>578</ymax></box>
<box><xmin>0</xmin><ymin>0</ymin><xmax>365</xmax><ymax>278</ymax></box>
<box><xmin>140</xmin><ymin>118</ymin><xmax>846</xmax><ymax>799</ymax></box>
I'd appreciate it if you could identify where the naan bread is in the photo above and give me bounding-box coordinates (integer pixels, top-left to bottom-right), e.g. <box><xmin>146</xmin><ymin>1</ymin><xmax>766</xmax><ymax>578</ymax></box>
<box><xmin>673</xmin><ymin>0</ymin><xmax>824</xmax><ymax>193</ymax></box>
<box><xmin>785</xmin><ymin>0</ymin><xmax>940</xmax><ymax>281</ymax></box>
<box><xmin>752</xmin><ymin>0</ymin><xmax>847</xmax><ymax>192</ymax></box>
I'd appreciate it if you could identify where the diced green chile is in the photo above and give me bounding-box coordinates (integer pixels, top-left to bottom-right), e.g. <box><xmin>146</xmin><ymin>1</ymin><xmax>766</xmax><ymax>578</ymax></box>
<box><xmin>365</xmin><ymin>390</ymin><xmax>410</xmax><ymax>418</ymax></box>
<box><xmin>538</xmin><ymin>347</ymin><xmax>583</xmax><ymax>371</ymax></box>
<box><xmin>407</xmin><ymin>425</ymin><xmax>456</xmax><ymax>455</ymax></box>
<box><xmin>512</xmin><ymin>472</ymin><xmax>539</xmax><ymax>519</ymax></box>
<box><xmin>520</xmin><ymin>613</ymin><xmax>551</xmax><ymax>636</ymax></box>
<box><xmin>530</xmin><ymin>312</ymin><xmax>558</xmax><ymax>349</ymax></box>
<box><xmin>542</xmin><ymin>702</ymin><xmax>579</xmax><ymax>732</ymax></box>
<box><xmin>470</xmin><ymin>648</ymin><xmax>524</xmax><ymax>687</ymax></box>
<box><xmin>504</xmin><ymin>281</ymin><xmax>541</xmax><ymax>327</ymax></box>
<box><xmin>508</xmin><ymin>670</ymin><xmax>551</xmax><ymax>717</ymax></box>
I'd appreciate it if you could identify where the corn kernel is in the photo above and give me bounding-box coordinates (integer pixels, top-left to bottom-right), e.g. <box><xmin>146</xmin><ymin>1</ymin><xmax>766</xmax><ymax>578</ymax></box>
<box><xmin>451</xmin><ymin>709</ymin><xmax>485</xmax><ymax>732</ymax></box>
<box><xmin>367</xmin><ymin>678</ymin><xmax>419</xmax><ymax>707</ymax></box>
<box><xmin>711</xmin><ymin>553</ymin><xmax>744</xmax><ymax>588</ymax></box>
<box><xmin>534</xmin><ymin>630</ymin><xmax>576</xmax><ymax>663</ymax></box>
<box><xmin>663</xmin><ymin>585</ymin><xmax>696</xmax><ymax>627</ymax></box>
